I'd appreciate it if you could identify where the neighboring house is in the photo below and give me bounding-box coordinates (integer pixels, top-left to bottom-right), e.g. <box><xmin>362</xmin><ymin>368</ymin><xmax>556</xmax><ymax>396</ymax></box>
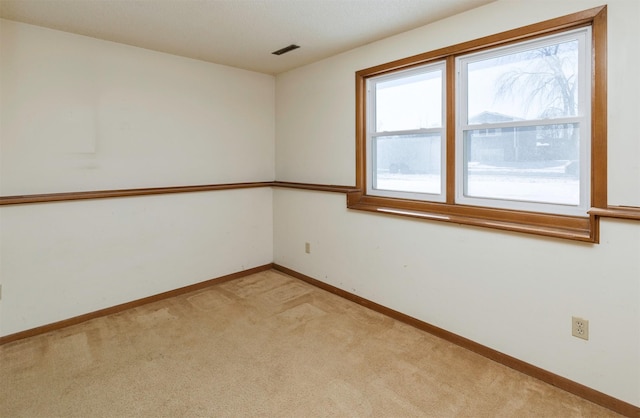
<box><xmin>468</xmin><ymin>111</ymin><xmax>577</xmax><ymax>169</ymax></box>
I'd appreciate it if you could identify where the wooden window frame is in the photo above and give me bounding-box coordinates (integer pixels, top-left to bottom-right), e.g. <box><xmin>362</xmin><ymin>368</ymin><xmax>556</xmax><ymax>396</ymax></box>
<box><xmin>352</xmin><ymin>6</ymin><xmax>607</xmax><ymax>242</ymax></box>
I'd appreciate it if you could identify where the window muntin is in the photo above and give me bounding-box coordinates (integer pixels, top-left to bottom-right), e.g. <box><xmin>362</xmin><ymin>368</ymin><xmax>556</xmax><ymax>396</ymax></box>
<box><xmin>457</xmin><ymin>29</ymin><xmax>591</xmax><ymax>216</ymax></box>
<box><xmin>367</xmin><ymin>62</ymin><xmax>446</xmax><ymax>201</ymax></box>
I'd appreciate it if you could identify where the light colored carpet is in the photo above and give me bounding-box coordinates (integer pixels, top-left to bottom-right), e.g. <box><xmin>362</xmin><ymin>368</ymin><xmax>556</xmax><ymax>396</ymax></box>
<box><xmin>0</xmin><ymin>270</ymin><xmax>622</xmax><ymax>417</ymax></box>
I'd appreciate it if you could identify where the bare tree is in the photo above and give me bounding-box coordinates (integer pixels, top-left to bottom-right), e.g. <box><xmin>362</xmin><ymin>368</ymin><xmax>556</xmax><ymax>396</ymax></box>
<box><xmin>496</xmin><ymin>43</ymin><xmax>577</xmax><ymax>117</ymax></box>
<box><xmin>494</xmin><ymin>41</ymin><xmax>579</xmax><ymax>159</ymax></box>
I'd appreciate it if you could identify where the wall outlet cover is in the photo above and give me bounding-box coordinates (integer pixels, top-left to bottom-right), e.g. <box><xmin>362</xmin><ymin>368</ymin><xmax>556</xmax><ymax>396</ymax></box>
<box><xmin>572</xmin><ymin>316</ymin><xmax>589</xmax><ymax>340</ymax></box>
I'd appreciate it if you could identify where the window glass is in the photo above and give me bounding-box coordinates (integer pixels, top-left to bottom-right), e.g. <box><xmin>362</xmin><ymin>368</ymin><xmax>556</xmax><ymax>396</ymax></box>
<box><xmin>467</xmin><ymin>39</ymin><xmax>580</xmax><ymax>123</ymax></box>
<box><xmin>463</xmin><ymin>124</ymin><xmax>580</xmax><ymax>205</ymax></box>
<box><xmin>375</xmin><ymin>70</ymin><xmax>442</xmax><ymax>132</ymax></box>
<box><xmin>374</xmin><ymin>134</ymin><xmax>442</xmax><ymax>195</ymax></box>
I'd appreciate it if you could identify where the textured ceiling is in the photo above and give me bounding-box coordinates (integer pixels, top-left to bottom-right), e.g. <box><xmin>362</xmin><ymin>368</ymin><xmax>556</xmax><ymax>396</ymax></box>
<box><xmin>0</xmin><ymin>0</ymin><xmax>494</xmax><ymax>75</ymax></box>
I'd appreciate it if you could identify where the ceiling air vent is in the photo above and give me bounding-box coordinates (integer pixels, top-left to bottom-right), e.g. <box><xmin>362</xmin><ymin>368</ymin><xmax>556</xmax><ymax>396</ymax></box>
<box><xmin>272</xmin><ymin>44</ymin><xmax>300</xmax><ymax>55</ymax></box>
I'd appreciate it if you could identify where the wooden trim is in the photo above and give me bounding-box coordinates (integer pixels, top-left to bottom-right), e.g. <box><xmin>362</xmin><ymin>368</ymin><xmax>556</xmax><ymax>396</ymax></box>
<box><xmin>271</xmin><ymin>181</ymin><xmax>358</xmax><ymax>194</ymax></box>
<box><xmin>590</xmin><ymin>206</ymin><xmax>640</xmax><ymax>221</ymax></box>
<box><xmin>445</xmin><ymin>55</ymin><xmax>456</xmax><ymax>205</ymax></box>
<box><xmin>0</xmin><ymin>182</ymin><xmax>274</xmax><ymax>206</ymax></box>
<box><xmin>273</xmin><ymin>264</ymin><xmax>639</xmax><ymax>417</ymax></box>
<box><xmin>355</xmin><ymin>71</ymin><xmax>367</xmax><ymax>191</ymax></box>
<box><xmin>348</xmin><ymin>194</ymin><xmax>595</xmax><ymax>242</ymax></box>
<box><xmin>591</xmin><ymin>6</ymin><xmax>608</xmax><ymax>209</ymax></box>
<box><xmin>0</xmin><ymin>264</ymin><xmax>273</xmax><ymax>346</ymax></box>
<box><xmin>0</xmin><ymin>181</ymin><xmax>360</xmax><ymax>206</ymax></box>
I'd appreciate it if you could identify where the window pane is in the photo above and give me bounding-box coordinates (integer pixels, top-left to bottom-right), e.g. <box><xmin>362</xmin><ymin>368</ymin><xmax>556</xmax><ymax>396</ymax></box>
<box><xmin>374</xmin><ymin>134</ymin><xmax>441</xmax><ymax>194</ymax></box>
<box><xmin>464</xmin><ymin>124</ymin><xmax>580</xmax><ymax>205</ymax></box>
<box><xmin>467</xmin><ymin>39</ymin><xmax>579</xmax><ymax>123</ymax></box>
<box><xmin>376</xmin><ymin>69</ymin><xmax>442</xmax><ymax>132</ymax></box>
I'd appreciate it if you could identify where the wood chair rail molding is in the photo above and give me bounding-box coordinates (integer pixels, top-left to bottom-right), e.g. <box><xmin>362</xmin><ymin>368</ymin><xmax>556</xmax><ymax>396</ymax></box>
<box><xmin>0</xmin><ymin>182</ymin><xmax>274</xmax><ymax>206</ymax></box>
<box><xmin>0</xmin><ymin>181</ymin><xmax>357</xmax><ymax>206</ymax></box>
<box><xmin>589</xmin><ymin>206</ymin><xmax>640</xmax><ymax>221</ymax></box>
<box><xmin>1</xmin><ymin>182</ymin><xmax>639</xmax><ymax>226</ymax></box>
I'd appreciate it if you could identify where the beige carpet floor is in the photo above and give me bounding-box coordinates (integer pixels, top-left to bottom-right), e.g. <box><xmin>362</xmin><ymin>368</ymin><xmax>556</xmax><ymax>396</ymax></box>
<box><xmin>0</xmin><ymin>270</ymin><xmax>622</xmax><ymax>417</ymax></box>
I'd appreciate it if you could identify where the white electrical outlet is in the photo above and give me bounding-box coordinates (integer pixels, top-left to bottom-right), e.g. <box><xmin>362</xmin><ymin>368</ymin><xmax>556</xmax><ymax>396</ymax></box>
<box><xmin>572</xmin><ymin>316</ymin><xmax>589</xmax><ymax>340</ymax></box>
<box><xmin>305</xmin><ymin>242</ymin><xmax>311</xmax><ymax>254</ymax></box>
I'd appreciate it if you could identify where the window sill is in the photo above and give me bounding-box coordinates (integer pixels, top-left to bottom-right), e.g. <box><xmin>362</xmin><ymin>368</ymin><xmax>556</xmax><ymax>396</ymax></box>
<box><xmin>348</xmin><ymin>194</ymin><xmax>596</xmax><ymax>242</ymax></box>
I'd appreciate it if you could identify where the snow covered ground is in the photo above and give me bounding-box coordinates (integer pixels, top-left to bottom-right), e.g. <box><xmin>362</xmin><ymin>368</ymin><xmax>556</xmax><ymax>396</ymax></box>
<box><xmin>375</xmin><ymin>163</ymin><xmax>579</xmax><ymax>205</ymax></box>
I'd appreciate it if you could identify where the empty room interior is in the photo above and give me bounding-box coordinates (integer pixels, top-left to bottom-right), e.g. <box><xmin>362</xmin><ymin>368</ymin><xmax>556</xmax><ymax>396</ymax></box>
<box><xmin>1</xmin><ymin>0</ymin><xmax>639</xmax><ymax>416</ymax></box>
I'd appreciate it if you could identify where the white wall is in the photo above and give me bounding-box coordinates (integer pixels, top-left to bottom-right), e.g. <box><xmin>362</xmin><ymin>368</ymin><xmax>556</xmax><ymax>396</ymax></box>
<box><xmin>274</xmin><ymin>0</ymin><xmax>640</xmax><ymax>407</ymax></box>
<box><xmin>0</xmin><ymin>20</ymin><xmax>275</xmax><ymax>335</ymax></box>
<box><xmin>1</xmin><ymin>189</ymin><xmax>273</xmax><ymax>336</ymax></box>
<box><xmin>1</xmin><ymin>19</ymin><xmax>275</xmax><ymax>194</ymax></box>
